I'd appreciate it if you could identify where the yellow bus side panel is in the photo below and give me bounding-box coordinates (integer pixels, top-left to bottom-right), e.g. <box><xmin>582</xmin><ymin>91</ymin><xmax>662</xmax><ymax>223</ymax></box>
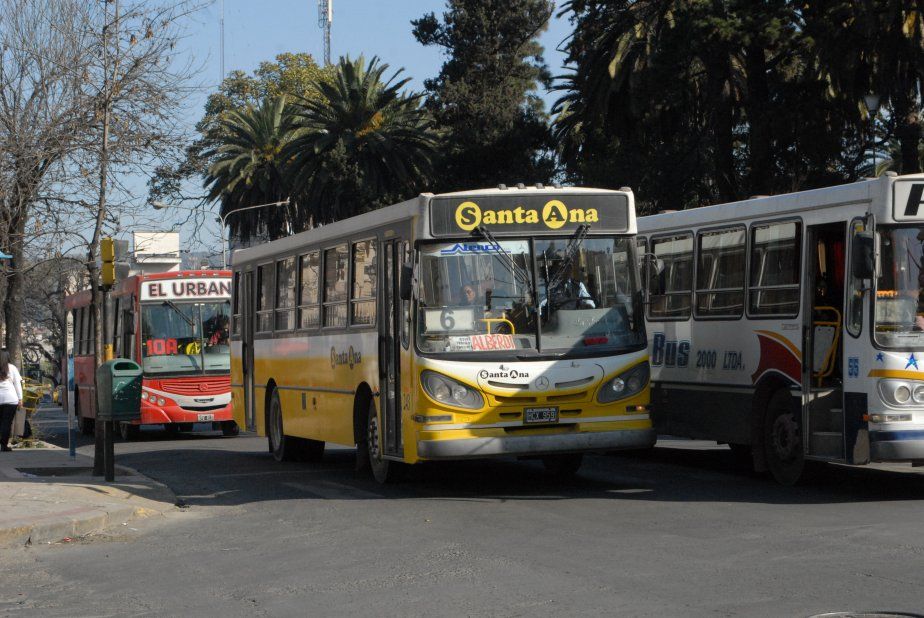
<box><xmin>252</xmin><ymin>332</ymin><xmax>378</xmax><ymax>447</ymax></box>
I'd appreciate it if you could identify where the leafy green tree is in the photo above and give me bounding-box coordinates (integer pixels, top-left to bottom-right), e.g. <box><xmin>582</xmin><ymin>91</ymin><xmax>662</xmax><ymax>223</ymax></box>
<box><xmin>150</xmin><ymin>52</ymin><xmax>333</xmax><ymax>208</ymax></box>
<box><xmin>202</xmin><ymin>96</ymin><xmax>297</xmax><ymax>240</ymax></box>
<box><xmin>554</xmin><ymin>0</ymin><xmax>868</xmax><ymax>212</ymax></box>
<box><xmin>285</xmin><ymin>56</ymin><xmax>439</xmax><ymax>224</ymax></box>
<box><xmin>412</xmin><ymin>0</ymin><xmax>557</xmax><ymax>191</ymax></box>
<box><xmin>805</xmin><ymin>1</ymin><xmax>924</xmax><ymax>174</ymax></box>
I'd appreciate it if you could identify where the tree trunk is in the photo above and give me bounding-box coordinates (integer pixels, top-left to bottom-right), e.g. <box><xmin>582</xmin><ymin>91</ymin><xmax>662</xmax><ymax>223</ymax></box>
<box><xmin>745</xmin><ymin>43</ymin><xmax>772</xmax><ymax>196</ymax></box>
<box><xmin>893</xmin><ymin>87</ymin><xmax>922</xmax><ymax>174</ymax></box>
<box><xmin>707</xmin><ymin>54</ymin><xmax>738</xmax><ymax>203</ymax></box>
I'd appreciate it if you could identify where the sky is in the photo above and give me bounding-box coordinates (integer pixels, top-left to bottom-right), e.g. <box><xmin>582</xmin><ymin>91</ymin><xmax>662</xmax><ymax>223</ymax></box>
<box><xmin>151</xmin><ymin>0</ymin><xmax>575</xmax><ymax>258</ymax></box>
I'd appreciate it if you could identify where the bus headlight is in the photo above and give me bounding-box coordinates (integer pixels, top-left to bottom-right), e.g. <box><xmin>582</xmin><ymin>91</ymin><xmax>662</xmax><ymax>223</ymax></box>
<box><xmin>913</xmin><ymin>385</ymin><xmax>924</xmax><ymax>404</ymax></box>
<box><xmin>598</xmin><ymin>362</ymin><xmax>649</xmax><ymax>404</ymax></box>
<box><xmin>421</xmin><ymin>371</ymin><xmax>484</xmax><ymax>410</ymax></box>
<box><xmin>878</xmin><ymin>379</ymin><xmax>924</xmax><ymax>407</ymax></box>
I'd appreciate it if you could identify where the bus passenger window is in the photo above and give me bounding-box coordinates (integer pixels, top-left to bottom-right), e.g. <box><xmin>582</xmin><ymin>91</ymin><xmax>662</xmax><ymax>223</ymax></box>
<box><xmin>256</xmin><ymin>263</ymin><xmax>274</xmax><ymax>332</ymax></box>
<box><xmin>323</xmin><ymin>244</ymin><xmax>348</xmax><ymax>328</ymax></box>
<box><xmin>749</xmin><ymin>221</ymin><xmax>801</xmax><ymax>316</ymax></box>
<box><xmin>275</xmin><ymin>257</ymin><xmax>296</xmax><ymax>331</ymax></box>
<box><xmin>695</xmin><ymin>227</ymin><xmax>745</xmax><ymax>317</ymax></box>
<box><xmin>232</xmin><ymin>271</ymin><xmax>241</xmax><ymax>337</ymax></box>
<box><xmin>648</xmin><ymin>234</ymin><xmax>693</xmax><ymax>320</ymax></box>
<box><xmin>351</xmin><ymin>239</ymin><xmax>377</xmax><ymax>326</ymax></box>
<box><xmin>298</xmin><ymin>252</ymin><xmax>320</xmax><ymax>329</ymax></box>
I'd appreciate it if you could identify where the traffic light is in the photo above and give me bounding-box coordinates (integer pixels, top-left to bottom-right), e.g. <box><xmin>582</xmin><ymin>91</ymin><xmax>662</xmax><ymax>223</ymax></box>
<box><xmin>100</xmin><ymin>237</ymin><xmax>115</xmax><ymax>287</ymax></box>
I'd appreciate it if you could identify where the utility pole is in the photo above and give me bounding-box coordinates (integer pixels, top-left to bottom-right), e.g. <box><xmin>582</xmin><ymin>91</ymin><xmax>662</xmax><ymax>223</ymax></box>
<box><xmin>318</xmin><ymin>0</ymin><xmax>332</xmax><ymax>66</ymax></box>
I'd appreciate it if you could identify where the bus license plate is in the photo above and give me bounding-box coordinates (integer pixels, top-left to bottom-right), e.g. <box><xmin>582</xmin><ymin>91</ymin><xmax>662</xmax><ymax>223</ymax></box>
<box><xmin>197</xmin><ymin>413</ymin><xmax>214</xmax><ymax>422</ymax></box>
<box><xmin>524</xmin><ymin>406</ymin><xmax>558</xmax><ymax>424</ymax></box>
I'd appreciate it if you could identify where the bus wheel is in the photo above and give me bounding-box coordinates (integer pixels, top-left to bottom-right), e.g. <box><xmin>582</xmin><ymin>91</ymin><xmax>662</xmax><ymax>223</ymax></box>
<box><xmin>268</xmin><ymin>390</ymin><xmax>298</xmax><ymax>462</ymax></box>
<box><xmin>542</xmin><ymin>453</ymin><xmax>584</xmax><ymax>479</ymax></box>
<box><xmin>220</xmin><ymin>420</ymin><xmax>240</xmax><ymax>437</ymax></box>
<box><xmin>119</xmin><ymin>422</ymin><xmax>140</xmax><ymax>441</ymax></box>
<box><xmin>763</xmin><ymin>389</ymin><xmax>804</xmax><ymax>485</ymax></box>
<box><xmin>366</xmin><ymin>400</ymin><xmax>401</xmax><ymax>483</ymax></box>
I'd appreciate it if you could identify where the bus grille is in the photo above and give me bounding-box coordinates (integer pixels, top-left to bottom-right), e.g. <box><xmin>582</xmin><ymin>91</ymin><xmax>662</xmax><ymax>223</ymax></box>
<box><xmin>160</xmin><ymin>377</ymin><xmax>230</xmax><ymax>396</ymax></box>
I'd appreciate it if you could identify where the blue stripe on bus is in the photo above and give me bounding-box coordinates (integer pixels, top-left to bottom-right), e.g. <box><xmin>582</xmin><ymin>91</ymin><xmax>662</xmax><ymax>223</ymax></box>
<box><xmin>870</xmin><ymin>430</ymin><xmax>924</xmax><ymax>442</ymax></box>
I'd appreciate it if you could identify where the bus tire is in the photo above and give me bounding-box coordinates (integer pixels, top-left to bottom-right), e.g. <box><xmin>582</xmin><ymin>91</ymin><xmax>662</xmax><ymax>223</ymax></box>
<box><xmin>220</xmin><ymin>420</ymin><xmax>240</xmax><ymax>437</ymax></box>
<box><xmin>119</xmin><ymin>422</ymin><xmax>140</xmax><ymax>441</ymax></box>
<box><xmin>75</xmin><ymin>391</ymin><xmax>92</xmax><ymax>436</ymax></box>
<box><xmin>268</xmin><ymin>389</ymin><xmax>299</xmax><ymax>462</ymax></box>
<box><xmin>542</xmin><ymin>453</ymin><xmax>584</xmax><ymax>478</ymax></box>
<box><xmin>365</xmin><ymin>400</ymin><xmax>402</xmax><ymax>483</ymax></box>
<box><xmin>763</xmin><ymin>389</ymin><xmax>804</xmax><ymax>485</ymax></box>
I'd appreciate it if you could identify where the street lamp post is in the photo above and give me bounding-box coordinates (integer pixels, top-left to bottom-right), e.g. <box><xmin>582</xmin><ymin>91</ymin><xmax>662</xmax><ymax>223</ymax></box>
<box><xmin>863</xmin><ymin>93</ymin><xmax>881</xmax><ymax>176</ymax></box>
<box><xmin>152</xmin><ymin>198</ymin><xmax>291</xmax><ymax>269</ymax></box>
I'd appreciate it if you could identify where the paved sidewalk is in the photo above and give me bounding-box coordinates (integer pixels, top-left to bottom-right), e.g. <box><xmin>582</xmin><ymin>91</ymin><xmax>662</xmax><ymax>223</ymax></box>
<box><xmin>0</xmin><ymin>442</ymin><xmax>176</xmax><ymax>548</ymax></box>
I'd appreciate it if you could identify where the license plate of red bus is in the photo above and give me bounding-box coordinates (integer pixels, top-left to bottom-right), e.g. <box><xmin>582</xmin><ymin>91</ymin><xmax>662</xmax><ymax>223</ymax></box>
<box><xmin>523</xmin><ymin>406</ymin><xmax>558</xmax><ymax>424</ymax></box>
<box><xmin>197</xmin><ymin>413</ymin><xmax>214</xmax><ymax>422</ymax></box>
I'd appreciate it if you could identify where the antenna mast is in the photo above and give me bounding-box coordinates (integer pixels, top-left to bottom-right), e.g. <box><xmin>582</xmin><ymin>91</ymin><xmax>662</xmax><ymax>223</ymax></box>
<box><xmin>317</xmin><ymin>0</ymin><xmax>332</xmax><ymax>65</ymax></box>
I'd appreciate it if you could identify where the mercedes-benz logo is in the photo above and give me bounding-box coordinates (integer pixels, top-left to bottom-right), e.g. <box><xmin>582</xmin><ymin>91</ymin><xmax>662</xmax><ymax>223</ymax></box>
<box><xmin>534</xmin><ymin>376</ymin><xmax>550</xmax><ymax>391</ymax></box>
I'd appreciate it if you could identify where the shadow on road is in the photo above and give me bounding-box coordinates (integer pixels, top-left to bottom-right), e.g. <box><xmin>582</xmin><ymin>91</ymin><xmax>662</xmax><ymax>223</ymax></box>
<box><xmin>99</xmin><ymin>437</ymin><xmax>924</xmax><ymax>510</ymax></box>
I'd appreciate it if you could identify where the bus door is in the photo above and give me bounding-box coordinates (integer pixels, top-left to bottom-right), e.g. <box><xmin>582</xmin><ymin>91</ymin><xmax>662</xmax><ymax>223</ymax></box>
<box><xmin>380</xmin><ymin>237</ymin><xmax>405</xmax><ymax>458</ymax></box>
<box><xmin>242</xmin><ymin>269</ymin><xmax>256</xmax><ymax>431</ymax></box>
<box><xmin>803</xmin><ymin>222</ymin><xmax>848</xmax><ymax>461</ymax></box>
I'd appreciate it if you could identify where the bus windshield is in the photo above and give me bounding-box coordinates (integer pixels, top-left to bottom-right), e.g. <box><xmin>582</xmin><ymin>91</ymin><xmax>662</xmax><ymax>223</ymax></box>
<box><xmin>876</xmin><ymin>226</ymin><xmax>924</xmax><ymax>348</ymax></box>
<box><xmin>141</xmin><ymin>301</ymin><xmax>231</xmax><ymax>375</ymax></box>
<box><xmin>416</xmin><ymin>237</ymin><xmax>644</xmax><ymax>356</ymax></box>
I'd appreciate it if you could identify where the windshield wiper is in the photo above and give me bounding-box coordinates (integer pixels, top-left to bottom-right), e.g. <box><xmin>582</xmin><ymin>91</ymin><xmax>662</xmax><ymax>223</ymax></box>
<box><xmin>545</xmin><ymin>224</ymin><xmax>590</xmax><ymax>295</ymax></box>
<box><xmin>163</xmin><ymin>300</ymin><xmax>195</xmax><ymax>328</ymax></box>
<box><xmin>475</xmin><ymin>225</ymin><xmax>534</xmax><ymax>301</ymax></box>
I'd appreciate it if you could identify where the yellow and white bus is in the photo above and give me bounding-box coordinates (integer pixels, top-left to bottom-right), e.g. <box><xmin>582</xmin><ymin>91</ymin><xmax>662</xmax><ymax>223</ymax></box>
<box><xmin>230</xmin><ymin>185</ymin><xmax>654</xmax><ymax>481</ymax></box>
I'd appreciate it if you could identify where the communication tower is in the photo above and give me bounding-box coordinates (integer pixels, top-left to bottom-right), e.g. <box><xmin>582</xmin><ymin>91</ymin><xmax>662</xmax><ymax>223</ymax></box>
<box><xmin>318</xmin><ymin>0</ymin><xmax>332</xmax><ymax>66</ymax></box>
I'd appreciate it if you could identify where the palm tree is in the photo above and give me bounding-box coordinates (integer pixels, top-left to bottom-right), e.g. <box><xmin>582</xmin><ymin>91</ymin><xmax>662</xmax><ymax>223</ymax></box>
<box><xmin>203</xmin><ymin>95</ymin><xmax>296</xmax><ymax>242</ymax></box>
<box><xmin>285</xmin><ymin>55</ymin><xmax>439</xmax><ymax>224</ymax></box>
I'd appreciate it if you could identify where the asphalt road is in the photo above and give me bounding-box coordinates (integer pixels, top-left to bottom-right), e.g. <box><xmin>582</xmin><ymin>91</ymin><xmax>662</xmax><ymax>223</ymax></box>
<box><xmin>1</xmin><ymin>406</ymin><xmax>923</xmax><ymax>617</ymax></box>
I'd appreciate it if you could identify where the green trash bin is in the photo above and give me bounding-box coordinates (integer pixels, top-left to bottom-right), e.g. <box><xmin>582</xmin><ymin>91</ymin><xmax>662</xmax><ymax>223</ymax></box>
<box><xmin>96</xmin><ymin>359</ymin><xmax>143</xmax><ymax>422</ymax></box>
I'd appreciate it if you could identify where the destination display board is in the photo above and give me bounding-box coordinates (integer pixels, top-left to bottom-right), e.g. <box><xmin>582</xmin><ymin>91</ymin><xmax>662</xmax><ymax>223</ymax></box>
<box><xmin>429</xmin><ymin>193</ymin><xmax>629</xmax><ymax>237</ymax></box>
<box><xmin>140</xmin><ymin>278</ymin><xmax>231</xmax><ymax>301</ymax></box>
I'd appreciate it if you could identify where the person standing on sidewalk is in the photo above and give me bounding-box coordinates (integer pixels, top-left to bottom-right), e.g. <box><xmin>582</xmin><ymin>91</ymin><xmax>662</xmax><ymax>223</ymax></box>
<box><xmin>0</xmin><ymin>350</ymin><xmax>23</xmax><ymax>452</ymax></box>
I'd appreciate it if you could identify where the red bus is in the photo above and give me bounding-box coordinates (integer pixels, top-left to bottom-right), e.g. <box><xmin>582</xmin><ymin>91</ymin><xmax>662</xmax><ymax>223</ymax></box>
<box><xmin>65</xmin><ymin>270</ymin><xmax>237</xmax><ymax>439</ymax></box>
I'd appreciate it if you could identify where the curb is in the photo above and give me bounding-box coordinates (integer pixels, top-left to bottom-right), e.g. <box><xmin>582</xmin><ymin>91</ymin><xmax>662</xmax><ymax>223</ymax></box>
<box><xmin>0</xmin><ymin>504</ymin><xmax>140</xmax><ymax>548</ymax></box>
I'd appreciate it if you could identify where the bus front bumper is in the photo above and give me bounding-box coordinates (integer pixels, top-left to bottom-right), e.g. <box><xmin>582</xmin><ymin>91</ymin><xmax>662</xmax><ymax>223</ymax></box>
<box><xmin>870</xmin><ymin>430</ymin><xmax>924</xmax><ymax>461</ymax></box>
<box><xmin>417</xmin><ymin>427</ymin><xmax>656</xmax><ymax>460</ymax></box>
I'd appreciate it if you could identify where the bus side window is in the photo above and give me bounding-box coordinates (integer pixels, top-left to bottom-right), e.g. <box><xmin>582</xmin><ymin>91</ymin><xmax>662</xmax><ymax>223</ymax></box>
<box><xmin>275</xmin><ymin>257</ymin><xmax>296</xmax><ymax>331</ymax></box>
<box><xmin>323</xmin><ymin>244</ymin><xmax>348</xmax><ymax>328</ymax></box>
<box><xmin>232</xmin><ymin>270</ymin><xmax>241</xmax><ymax>337</ymax></box>
<box><xmin>749</xmin><ymin>221</ymin><xmax>801</xmax><ymax>317</ymax></box>
<box><xmin>256</xmin><ymin>263</ymin><xmax>274</xmax><ymax>332</ymax></box>
<box><xmin>298</xmin><ymin>252</ymin><xmax>321</xmax><ymax>329</ymax></box>
<box><xmin>400</xmin><ymin>242</ymin><xmax>410</xmax><ymax>349</ymax></box>
<box><xmin>695</xmin><ymin>227</ymin><xmax>745</xmax><ymax>318</ymax></box>
<box><xmin>648</xmin><ymin>233</ymin><xmax>693</xmax><ymax>320</ymax></box>
<box><xmin>351</xmin><ymin>239</ymin><xmax>377</xmax><ymax>326</ymax></box>
<box><xmin>846</xmin><ymin>218</ymin><xmax>866</xmax><ymax>336</ymax></box>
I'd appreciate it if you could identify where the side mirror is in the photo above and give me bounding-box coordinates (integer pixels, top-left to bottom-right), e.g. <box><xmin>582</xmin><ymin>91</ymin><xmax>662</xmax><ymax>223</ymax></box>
<box><xmin>399</xmin><ymin>263</ymin><xmax>413</xmax><ymax>301</ymax></box>
<box><xmin>852</xmin><ymin>232</ymin><xmax>874</xmax><ymax>280</ymax></box>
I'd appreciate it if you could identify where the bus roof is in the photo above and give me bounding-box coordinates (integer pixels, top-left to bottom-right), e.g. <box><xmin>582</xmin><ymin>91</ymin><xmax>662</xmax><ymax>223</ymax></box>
<box><xmin>232</xmin><ymin>186</ymin><xmax>634</xmax><ymax>267</ymax></box>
